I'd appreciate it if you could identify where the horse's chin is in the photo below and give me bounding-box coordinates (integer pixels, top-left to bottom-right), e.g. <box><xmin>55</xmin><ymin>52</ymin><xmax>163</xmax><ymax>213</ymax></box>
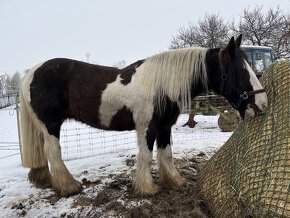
<box><xmin>239</xmin><ymin>104</ymin><xmax>264</xmax><ymax>119</ymax></box>
<box><xmin>245</xmin><ymin>107</ymin><xmax>256</xmax><ymax>117</ymax></box>
<box><xmin>238</xmin><ymin>104</ymin><xmax>255</xmax><ymax>120</ymax></box>
<box><xmin>246</xmin><ymin>102</ymin><xmax>267</xmax><ymax>118</ymax></box>
<box><xmin>238</xmin><ymin>108</ymin><xmax>245</xmax><ymax>120</ymax></box>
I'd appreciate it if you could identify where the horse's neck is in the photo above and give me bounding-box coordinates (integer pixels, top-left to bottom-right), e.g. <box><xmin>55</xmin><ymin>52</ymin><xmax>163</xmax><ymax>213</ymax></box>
<box><xmin>205</xmin><ymin>49</ymin><xmax>223</xmax><ymax>95</ymax></box>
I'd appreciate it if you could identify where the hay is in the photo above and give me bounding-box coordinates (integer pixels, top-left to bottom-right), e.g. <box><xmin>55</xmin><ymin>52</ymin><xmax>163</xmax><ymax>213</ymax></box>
<box><xmin>198</xmin><ymin>61</ymin><xmax>290</xmax><ymax>217</ymax></box>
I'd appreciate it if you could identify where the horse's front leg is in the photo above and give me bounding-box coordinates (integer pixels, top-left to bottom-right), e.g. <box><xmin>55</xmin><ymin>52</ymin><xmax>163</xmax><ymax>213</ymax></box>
<box><xmin>157</xmin><ymin>128</ymin><xmax>187</xmax><ymax>187</ymax></box>
<box><xmin>133</xmin><ymin>128</ymin><xmax>159</xmax><ymax>196</ymax></box>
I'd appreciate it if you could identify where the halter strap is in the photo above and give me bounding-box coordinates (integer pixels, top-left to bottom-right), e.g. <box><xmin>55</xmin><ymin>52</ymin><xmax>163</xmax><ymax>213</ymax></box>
<box><xmin>239</xmin><ymin>89</ymin><xmax>266</xmax><ymax>99</ymax></box>
<box><xmin>219</xmin><ymin>71</ymin><xmax>266</xmax><ymax>109</ymax></box>
<box><xmin>248</xmin><ymin>89</ymin><xmax>266</xmax><ymax>96</ymax></box>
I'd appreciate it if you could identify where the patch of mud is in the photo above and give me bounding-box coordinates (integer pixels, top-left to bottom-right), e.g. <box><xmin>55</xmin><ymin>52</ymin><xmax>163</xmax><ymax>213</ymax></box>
<box><xmin>69</xmin><ymin>151</ymin><xmax>212</xmax><ymax>218</ymax></box>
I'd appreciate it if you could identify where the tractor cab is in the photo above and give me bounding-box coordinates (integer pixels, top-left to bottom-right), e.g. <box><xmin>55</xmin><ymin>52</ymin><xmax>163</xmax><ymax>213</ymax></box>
<box><xmin>241</xmin><ymin>45</ymin><xmax>275</xmax><ymax>78</ymax></box>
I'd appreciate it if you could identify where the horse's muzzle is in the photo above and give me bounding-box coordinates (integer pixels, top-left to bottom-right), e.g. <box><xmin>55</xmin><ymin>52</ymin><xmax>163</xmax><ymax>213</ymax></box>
<box><xmin>246</xmin><ymin>102</ymin><xmax>268</xmax><ymax>117</ymax></box>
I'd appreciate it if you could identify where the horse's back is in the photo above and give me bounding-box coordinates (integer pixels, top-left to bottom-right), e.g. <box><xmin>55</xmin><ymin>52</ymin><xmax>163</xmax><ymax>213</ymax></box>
<box><xmin>23</xmin><ymin>58</ymin><xmax>120</xmax><ymax>135</ymax></box>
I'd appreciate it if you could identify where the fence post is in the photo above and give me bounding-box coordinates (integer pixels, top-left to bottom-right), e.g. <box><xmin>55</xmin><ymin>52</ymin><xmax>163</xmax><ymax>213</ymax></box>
<box><xmin>15</xmin><ymin>94</ymin><xmax>23</xmax><ymax>165</ymax></box>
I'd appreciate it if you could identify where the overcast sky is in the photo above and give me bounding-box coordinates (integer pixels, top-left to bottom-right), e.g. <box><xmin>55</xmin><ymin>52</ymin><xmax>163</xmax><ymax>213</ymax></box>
<box><xmin>0</xmin><ymin>0</ymin><xmax>289</xmax><ymax>73</ymax></box>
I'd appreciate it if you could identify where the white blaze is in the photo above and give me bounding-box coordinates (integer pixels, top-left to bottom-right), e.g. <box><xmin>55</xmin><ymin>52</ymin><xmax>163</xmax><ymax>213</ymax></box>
<box><xmin>244</xmin><ymin>61</ymin><xmax>268</xmax><ymax>115</ymax></box>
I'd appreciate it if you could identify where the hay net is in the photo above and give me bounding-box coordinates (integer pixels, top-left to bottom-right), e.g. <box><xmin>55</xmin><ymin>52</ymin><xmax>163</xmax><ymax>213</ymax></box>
<box><xmin>198</xmin><ymin>61</ymin><xmax>290</xmax><ymax>218</ymax></box>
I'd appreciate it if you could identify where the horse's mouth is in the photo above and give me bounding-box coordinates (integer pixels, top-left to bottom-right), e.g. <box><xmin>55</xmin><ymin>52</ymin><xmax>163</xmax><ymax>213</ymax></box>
<box><xmin>246</xmin><ymin>103</ymin><xmax>265</xmax><ymax>117</ymax></box>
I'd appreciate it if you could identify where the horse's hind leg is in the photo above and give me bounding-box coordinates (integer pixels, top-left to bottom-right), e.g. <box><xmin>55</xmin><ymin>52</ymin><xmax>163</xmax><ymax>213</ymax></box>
<box><xmin>157</xmin><ymin>129</ymin><xmax>187</xmax><ymax>187</ymax></box>
<box><xmin>133</xmin><ymin>129</ymin><xmax>159</xmax><ymax>196</ymax></box>
<box><xmin>43</xmin><ymin>131</ymin><xmax>82</xmax><ymax>197</ymax></box>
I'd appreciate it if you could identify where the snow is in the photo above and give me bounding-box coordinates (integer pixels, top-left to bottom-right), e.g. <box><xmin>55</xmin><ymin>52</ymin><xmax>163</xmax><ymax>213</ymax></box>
<box><xmin>0</xmin><ymin>108</ymin><xmax>232</xmax><ymax>218</ymax></box>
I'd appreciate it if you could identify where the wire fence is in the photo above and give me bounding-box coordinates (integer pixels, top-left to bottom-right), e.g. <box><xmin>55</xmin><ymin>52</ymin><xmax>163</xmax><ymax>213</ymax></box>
<box><xmin>60</xmin><ymin>121</ymin><xmax>138</xmax><ymax>160</ymax></box>
<box><xmin>59</xmin><ymin>115</ymin><xmax>231</xmax><ymax>161</ymax></box>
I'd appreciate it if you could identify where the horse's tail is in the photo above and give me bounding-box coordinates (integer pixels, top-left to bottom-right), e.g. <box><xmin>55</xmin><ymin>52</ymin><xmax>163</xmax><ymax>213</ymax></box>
<box><xmin>20</xmin><ymin>69</ymin><xmax>47</xmax><ymax>168</ymax></box>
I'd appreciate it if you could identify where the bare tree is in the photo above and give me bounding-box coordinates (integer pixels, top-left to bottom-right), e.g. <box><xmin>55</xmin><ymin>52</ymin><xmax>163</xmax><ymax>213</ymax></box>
<box><xmin>10</xmin><ymin>72</ymin><xmax>21</xmax><ymax>93</ymax></box>
<box><xmin>112</xmin><ymin>60</ymin><xmax>126</xmax><ymax>69</ymax></box>
<box><xmin>0</xmin><ymin>79</ymin><xmax>3</xmax><ymax>95</ymax></box>
<box><xmin>232</xmin><ymin>6</ymin><xmax>290</xmax><ymax>59</ymax></box>
<box><xmin>4</xmin><ymin>75</ymin><xmax>11</xmax><ymax>94</ymax></box>
<box><xmin>170</xmin><ymin>14</ymin><xmax>230</xmax><ymax>49</ymax></box>
<box><xmin>0</xmin><ymin>74</ymin><xmax>8</xmax><ymax>95</ymax></box>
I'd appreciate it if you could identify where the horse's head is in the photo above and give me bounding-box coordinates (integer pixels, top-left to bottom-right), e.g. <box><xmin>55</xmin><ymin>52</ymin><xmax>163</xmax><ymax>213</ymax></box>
<box><xmin>217</xmin><ymin>34</ymin><xmax>268</xmax><ymax>119</ymax></box>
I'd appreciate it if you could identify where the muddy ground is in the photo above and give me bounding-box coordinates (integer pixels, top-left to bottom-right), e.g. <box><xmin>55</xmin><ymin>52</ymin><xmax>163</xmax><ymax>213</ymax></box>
<box><xmin>74</xmin><ymin>152</ymin><xmax>211</xmax><ymax>218</ymax></box>
<box><xmin>12</xmin><ymin>151</ymin><xmax>214</xmax><ymax>218</ymax></box>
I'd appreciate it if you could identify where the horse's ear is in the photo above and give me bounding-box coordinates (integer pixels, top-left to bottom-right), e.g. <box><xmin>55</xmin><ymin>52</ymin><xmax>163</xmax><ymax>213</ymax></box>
<box><xmin>235</xmin><ymin>34</ymin><xmax>242</xmax><ymax>47</ymax></box>
<box><xmin>220</xmin><ymin>35</ymin><xmax>242</xmax><ymax>72</ymax></box>
<box><xmin>224</xmin><ymin>37</ymin><xmax>236</xmax><ymax>56</ymax></box>
<box><xmin>220</xmin><ymin>37</ymin><xmax>236</xmax><ymax>72</ymax></box>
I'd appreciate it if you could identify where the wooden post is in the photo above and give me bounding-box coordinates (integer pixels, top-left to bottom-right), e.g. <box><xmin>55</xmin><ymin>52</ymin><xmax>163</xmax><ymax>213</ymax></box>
<box><xmin>15</xmin><ymin>94</ymin><xmax>23</xmax><ymax>165</ymax></box>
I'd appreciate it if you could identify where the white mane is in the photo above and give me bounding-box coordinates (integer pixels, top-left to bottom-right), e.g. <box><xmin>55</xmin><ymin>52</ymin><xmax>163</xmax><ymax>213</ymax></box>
<box><xmin>137</xmin><ymin>47</ymin><xmax>208</xmax><ymax>111</ymax></box>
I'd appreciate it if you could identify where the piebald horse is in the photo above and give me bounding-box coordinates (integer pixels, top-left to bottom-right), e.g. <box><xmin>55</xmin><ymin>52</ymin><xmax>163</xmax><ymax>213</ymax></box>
<box><xmin>20</xmin><ymin>35</ymin><xmax>267</xmax><ymax>196</ymax></box>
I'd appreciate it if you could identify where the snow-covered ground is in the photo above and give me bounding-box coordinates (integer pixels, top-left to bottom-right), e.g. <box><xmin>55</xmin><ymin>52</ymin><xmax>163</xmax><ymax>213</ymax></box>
<box><xmin>0</xmin><ymin>108</ymin><xmax>232</xmax><ymax>217</ymax></box>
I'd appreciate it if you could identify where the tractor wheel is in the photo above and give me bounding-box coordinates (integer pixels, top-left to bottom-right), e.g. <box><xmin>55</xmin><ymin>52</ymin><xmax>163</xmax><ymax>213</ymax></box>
<box><xmin>218</xmin><ymin>110</ymin><xmax>240</xmax><ymax>132</ymax></box>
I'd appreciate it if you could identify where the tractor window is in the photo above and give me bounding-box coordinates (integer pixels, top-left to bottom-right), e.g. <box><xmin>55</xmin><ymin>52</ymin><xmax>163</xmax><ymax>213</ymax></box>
<box><xmin>253</xmin><ymin>51</ymin><xmax>273</xmax><ymax>73</ymax></box>
<box><xmin>254</xmin><ymin>51</ymin><xmax>264</xmax><ymax>72</ymax></box>
<box><xmin>245</xmin><ymin>51</ymin><xmax>252</xmax><ymax>66</ymax></box>
<box><xmin>264</xmin><ymin>52</ymin><xmax>273</xmax><ymax>68</ymax></box>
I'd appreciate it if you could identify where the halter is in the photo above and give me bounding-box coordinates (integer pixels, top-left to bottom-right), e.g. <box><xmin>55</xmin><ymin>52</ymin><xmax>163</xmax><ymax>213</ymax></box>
<box><xmin>219</xmin><ymin>71</ymin><xmax>266</xmax><ymax>109</ymax></box>
<box><xmin>239</xmin><ymin>89</ymin><xmax>266</xmax><ymax>100</ymax></box>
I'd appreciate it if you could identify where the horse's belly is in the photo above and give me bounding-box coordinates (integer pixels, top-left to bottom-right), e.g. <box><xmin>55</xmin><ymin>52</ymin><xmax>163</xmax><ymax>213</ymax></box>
<box><xmin>102</xmin><ymin>106</ymin><xmax>135</xmax><ymax>131</ymax></box>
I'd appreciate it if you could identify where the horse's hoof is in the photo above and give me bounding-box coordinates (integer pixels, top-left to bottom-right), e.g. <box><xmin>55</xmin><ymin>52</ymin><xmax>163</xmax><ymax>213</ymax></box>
<box><xmin>53</xmin><ymin>179</ymin><xmax>83</xmax><ymax>197</ymax></box>
<box><xmin>133</xmin><ymin>181</ymin><xmax>159</xmax><ymax>196</ymax></box>
<box><xmin>28</xmin><ymin>167</ymin><xmax>52</xmax><ymax>189</ymax></box>
<box><xmin>160</xmin><ymin>172</ymin><xmax>187</xmax><ymax>188</ymax></box>
<box><xmin>173</xmin><ymin>175</ymin><xmax>187</xmax><ymax>187</ymax></box>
